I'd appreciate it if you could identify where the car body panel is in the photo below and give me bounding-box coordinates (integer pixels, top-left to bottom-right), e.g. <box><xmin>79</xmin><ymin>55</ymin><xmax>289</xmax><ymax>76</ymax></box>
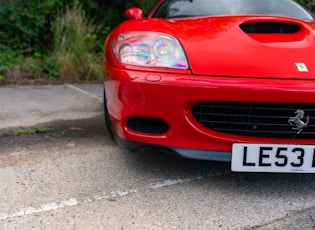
<box><xmin>106</xmin><ymin>16</ymin><xmax>315</xmax><ymax>79</ymax></box>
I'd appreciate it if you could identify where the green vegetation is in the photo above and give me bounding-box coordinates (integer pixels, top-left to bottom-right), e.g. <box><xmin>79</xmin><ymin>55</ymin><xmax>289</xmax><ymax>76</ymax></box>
<box><xmin>0</xmin><ymin>0</ymin><xmax>313</xmax><ymax>83</ymax></box>
<box><xmin>297</xmin><ymin>0</ymin><xmax>315</xmax><ymax>11</ymax></box>
<box><xmin>52</xmin><ymin>4</ymin><xmax>101</xmax><ymax>81</ymax></box>
<box><xmin>0</xmin><ymin>45</ymin><xmax>23</xmax><ymax>80</ymax></box>
<box><xmin>13</xmin><ymin>127</ymin><xmax>51</xmax><ymax>135</ymax></box>
<box><xmin>13</xmin><ymin>129</ymin><xmax>35</xmax><ymax>135</ymax></box>
<box><xmin>0</xmin><ymin>0</ymin><xmax>159</xmax><ymax>83</ymax></box>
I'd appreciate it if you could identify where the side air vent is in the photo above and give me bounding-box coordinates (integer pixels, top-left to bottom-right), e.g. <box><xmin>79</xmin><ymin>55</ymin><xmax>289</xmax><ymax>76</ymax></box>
<box><xmin>240</xmin><ymin>22</ymin><xmax>300</xmax><ymax>34</ymax></box>
<box><xmin>127</xmin><ymin>117</ymin><xmax>168</xmax><ymax>134</ymax></box>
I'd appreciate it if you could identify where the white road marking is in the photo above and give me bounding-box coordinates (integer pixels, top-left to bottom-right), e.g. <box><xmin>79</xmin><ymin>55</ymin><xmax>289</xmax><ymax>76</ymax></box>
<box><xmin>149</xmin><ymin>177</ymin><xmax>203</xmax><ymax>189</ymax></box>
<box><xmin>0</xmin><ymin>172</ymin><xmax>228</xmax><ymax>221</ymax></box>
<box><xmin>0</xmin><ymin>198</ymin><xmax>78</xmax><ymax>221</ymax></box>
<box><xmin>66</xmin><ymin>84</ymin><xmax>102</xmax><ymax>102</ymax></box>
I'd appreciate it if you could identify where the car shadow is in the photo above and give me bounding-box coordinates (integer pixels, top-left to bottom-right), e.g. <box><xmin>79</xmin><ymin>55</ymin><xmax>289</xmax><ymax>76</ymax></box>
<box><xmin>122</xmin><ymin>146</ymin><xmax>315</xmax><ymax>197</ymax></box>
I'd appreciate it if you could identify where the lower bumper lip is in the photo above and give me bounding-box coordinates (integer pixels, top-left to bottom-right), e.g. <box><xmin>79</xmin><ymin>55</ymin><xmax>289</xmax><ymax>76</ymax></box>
<box><xmin>112</xmin><ymin>130</ymin><xmax>232</xmax><ymax>162</ymax></box>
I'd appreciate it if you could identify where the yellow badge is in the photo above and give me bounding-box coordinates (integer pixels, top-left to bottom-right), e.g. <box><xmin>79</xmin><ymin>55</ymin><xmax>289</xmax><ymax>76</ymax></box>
<box><xmin>295</xmin><ymin>63</ymin><xmax>309</xmax><ymax>72</ymax></box>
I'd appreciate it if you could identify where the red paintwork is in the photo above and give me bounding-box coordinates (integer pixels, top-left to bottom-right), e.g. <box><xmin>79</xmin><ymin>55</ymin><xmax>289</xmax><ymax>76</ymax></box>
<box><xmin>104</xmin><ymin>3</ymin><xmax>315</xmax><ymax>158</ymax></box>
<box><xmin>125</xmin><ymin>7</ymin><xmax>143</xmax><ymax>20</ymax></box>
<box><xmin>106</xmin><ymin>16</ymin><xmax>315</xmax><ymax>79</ymax></box>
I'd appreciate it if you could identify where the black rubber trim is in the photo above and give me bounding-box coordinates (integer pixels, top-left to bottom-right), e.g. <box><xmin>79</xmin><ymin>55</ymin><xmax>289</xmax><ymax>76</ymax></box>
<box><xmin>112</xmin><ymin>129</ymin><xmax>231</xmax><ymax>162</ymax></box>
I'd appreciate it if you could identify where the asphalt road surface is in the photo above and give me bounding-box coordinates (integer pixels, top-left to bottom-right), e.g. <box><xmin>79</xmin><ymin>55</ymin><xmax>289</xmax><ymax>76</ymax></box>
<box><xmin>1</xmin><ymin>84</ymin><xmax>315</xmax><ymax>229</ymax></box>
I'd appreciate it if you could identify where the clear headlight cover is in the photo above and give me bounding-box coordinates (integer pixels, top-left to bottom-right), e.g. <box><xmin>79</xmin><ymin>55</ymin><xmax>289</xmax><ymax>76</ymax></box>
<box><xmin>112</xmin><ymin>32</ymin><xmax>188</xmax><ymax>69</ymax></box>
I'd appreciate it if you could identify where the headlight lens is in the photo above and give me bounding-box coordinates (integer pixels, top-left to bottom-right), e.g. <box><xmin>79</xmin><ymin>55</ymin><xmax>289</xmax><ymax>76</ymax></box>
<box><xmin>112</xmin><ymin>32</ymin><xmax>188</xmax><ymax>69</ymax></box>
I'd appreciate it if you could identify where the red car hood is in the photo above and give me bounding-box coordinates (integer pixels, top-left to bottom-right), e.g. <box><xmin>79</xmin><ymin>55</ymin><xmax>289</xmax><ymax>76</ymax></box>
<box><xmin>122</xmin><ymin>16</ymin><xmax>315</xmax><ymax>79</ymax></box>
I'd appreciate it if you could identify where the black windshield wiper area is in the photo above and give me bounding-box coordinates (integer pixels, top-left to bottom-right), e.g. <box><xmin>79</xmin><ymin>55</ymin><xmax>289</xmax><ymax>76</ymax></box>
<box><xmin>166</xmin><ymin>13</ymin><xmax>226</xmax><ymax>19</ymax></box>
<box><xmin>167</xmin><ymin>14</ymin><xmax>201</xmax><ymax>18</ymax></box>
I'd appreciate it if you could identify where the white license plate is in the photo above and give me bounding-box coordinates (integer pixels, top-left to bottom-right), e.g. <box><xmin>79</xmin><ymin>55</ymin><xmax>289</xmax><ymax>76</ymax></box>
<box><xmin>232</xmin><ymin>144</ymin><xmax>315</xmax><ymax>173</ymax></box>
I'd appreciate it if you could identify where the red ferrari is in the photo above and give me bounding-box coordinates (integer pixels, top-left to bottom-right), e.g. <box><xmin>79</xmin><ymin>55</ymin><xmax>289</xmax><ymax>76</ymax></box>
<box><xmin>104</xmin><ymin>0</ymin><xmax>315</xmax><ymax>173</ymax></box>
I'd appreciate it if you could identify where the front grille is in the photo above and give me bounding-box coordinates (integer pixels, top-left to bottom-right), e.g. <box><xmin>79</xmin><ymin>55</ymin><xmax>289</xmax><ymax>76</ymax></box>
<box><xmin>192</xmin><ymin>102</ymin><xmax>315</xmax><ymax>139</ymax></box>
<box><xmin>240</xmin><ymin>22</ymin><xmax>300</xmax><ymax>34</ymax></box>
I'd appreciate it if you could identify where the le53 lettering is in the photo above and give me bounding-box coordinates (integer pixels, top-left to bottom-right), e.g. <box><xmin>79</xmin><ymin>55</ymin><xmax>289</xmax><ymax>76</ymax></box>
<box><xmin>242</xmin><ymin>146</ymin><xmax>315</xmax><ymax>167</ymax></box>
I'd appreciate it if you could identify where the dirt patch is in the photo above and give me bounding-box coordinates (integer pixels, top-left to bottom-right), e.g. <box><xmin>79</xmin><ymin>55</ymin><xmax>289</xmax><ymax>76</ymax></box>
<box><xmin>1</xmin><ymin>67</ymin><xmax>102</xmax><ymax>86</ymax></box>
<box><xmin>0</xmin><ymin>115</ymin><xmax>110</xmax><ymax>157</ymax></box>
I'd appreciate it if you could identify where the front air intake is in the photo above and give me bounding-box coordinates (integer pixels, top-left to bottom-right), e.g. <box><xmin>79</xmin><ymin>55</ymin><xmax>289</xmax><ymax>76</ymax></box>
<box><xmin>127</xmin><ymin>117</ymin><xmax>168</xmax><ymax>134</ymax></box>
<box><xmin>240</xmin><ymin>22</ymin><xmax>300</xmax><ymax>34</ymax></box>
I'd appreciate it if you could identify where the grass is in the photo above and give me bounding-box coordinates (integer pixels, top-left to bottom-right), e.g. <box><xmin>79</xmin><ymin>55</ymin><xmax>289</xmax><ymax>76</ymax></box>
<box><xmin>13</xmin><ymin>129</ymin><xmax>35</xmax><ymax>135</ymax></box>
<box><xmin>52</xmin><ymin>4</ymin><xmax>102</xmax><ymax>81</ymax></box>
<box><xmin>0</xmin><ymin>4</ymin><xmax>102</xmax><ymax>84</ymax></box>
<box><xmin>13</xmin><ymin>127</ymin><xmax>51</xmax><ymax>136</ymax></box>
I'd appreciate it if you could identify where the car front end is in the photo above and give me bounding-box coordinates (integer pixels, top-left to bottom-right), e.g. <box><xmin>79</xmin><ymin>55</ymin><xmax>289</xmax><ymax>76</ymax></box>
<box><xmin>104</xmin><ymin>0</ymin><xmax>315</xmax><ymax>172</ymax></box>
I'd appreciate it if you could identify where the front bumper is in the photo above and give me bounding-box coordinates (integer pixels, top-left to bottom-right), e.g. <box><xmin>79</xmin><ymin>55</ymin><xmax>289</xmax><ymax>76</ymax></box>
<box><xmin>104</xmin><ymin>65</ymin><xmax>315</xmax><ymax>160</ymax></box>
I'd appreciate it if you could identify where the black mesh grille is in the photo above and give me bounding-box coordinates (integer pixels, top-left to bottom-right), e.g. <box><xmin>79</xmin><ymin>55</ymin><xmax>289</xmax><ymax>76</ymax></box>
<box><xmin>192</xmin><ymin>102</ymin><xmax>315</xmax><ymax>139</ymax></box>
<box><xmin>240</xmin><ymin>22</ymin><xmax>300</xmax><ymax>34</ymax></box>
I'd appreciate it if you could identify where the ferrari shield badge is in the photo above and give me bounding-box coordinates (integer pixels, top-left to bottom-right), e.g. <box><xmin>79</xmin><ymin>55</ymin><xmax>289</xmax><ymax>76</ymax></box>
<box><xmin>295</xmin><ymin>63</ymin><xmax>309</xmax><ymax>72</ymax></box>
<box><xmin>288</xmin><ymin>109</ymin><xmax>309</xmax><ymax>134</ymax></box>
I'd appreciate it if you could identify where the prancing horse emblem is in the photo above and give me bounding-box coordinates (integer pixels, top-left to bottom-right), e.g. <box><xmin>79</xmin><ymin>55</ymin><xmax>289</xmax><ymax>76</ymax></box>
<box><xmin>288</xmin><ymin>109</ymin><xmax>309</xmax><ymax>134</ymax></box>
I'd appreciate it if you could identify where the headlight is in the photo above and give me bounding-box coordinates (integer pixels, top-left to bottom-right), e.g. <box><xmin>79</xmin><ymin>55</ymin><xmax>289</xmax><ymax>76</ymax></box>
<box><xmin>112</xmin><ymin>32</ymin><xmax>188</xmax><ymax>69</ymax></box>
